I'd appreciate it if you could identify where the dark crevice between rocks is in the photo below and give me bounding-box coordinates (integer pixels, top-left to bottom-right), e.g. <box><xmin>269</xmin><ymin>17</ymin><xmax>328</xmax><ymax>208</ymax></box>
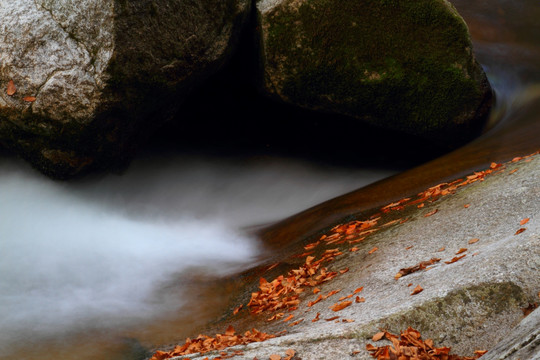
<box><xmin>142</xmin><ymin>3</ymin><xmax>461</xmax><ymax>173</ymax></box>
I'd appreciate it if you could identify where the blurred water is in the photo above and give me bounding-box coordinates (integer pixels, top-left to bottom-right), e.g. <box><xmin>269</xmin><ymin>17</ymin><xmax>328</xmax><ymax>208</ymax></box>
<box><xmin>0</xmin><ymin>153</ymin><xmax>393</xmax><ymax>359</ymax></box>
<box><xmin>1</xmin><ymin>0</ymin><xmax>540</xmax><ymax>359</ymax></box>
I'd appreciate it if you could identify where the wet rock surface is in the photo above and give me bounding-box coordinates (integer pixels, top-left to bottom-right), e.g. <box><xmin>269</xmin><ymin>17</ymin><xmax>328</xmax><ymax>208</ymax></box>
<box><xmin>163</xmin><ymin>153</ymin><xmax>540</xmax><ymax>360</ymax></box>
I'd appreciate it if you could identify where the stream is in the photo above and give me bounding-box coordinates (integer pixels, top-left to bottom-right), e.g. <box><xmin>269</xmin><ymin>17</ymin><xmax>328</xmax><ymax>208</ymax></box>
<box><xmin>1</xmin><ymin>0</ymin><xmax>539</xmax><ymax>359</ymax></box>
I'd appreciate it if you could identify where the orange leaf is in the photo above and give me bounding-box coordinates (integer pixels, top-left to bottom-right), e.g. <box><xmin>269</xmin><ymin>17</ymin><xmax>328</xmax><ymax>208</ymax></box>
<box><xmin>424</xmin><ymin>209</ymin><xmax>438</xmax><ymax>217</ymax></box>
<box><xmin>456</xmin><ymin>248</ymin><xmax>467</xmax><ymax>255</ymax></box>
<box><xmin>289</xmin><ymin>319</ymin><xmax>303</xmax><ymax>327</ymax></box>
<box><xmin>437</xmin><ymin>247</ymin><xmax>445</xmax><ymax>252</ymax></box>
<box><xmin>342</xmin><ymin>319</ymin><xmax>354</xmax><ymax>323</ymax></box>
<box><xmin>464</xmin><ymin>204</ymin><xmax>470</xmax><ymax>208</ymax></box>
<box><xmin>23</xmin><ymin>96</ymin><xmax>36</xmax><ymax>102</ymax></box>
<box><xmin>225</xmin><ymin>325</ymin><xmax>235</xmax><ymax>336</ymax></box>
<box><xmin>353</xmin><ymin>287</ymin><xmax>364</xmax><ymax>294</ymax></box>
<box><xmin>444</xmin><ymin>254</ymin><xmax>466</xmax><ymax>264</ymax></box>
<box><xmin>368</xmin><ymin>247</ymin><xmax>378</xmax><ymax>254</ymax></box>
<box><xmin>285</xmin><ymin>349</ymin><xmax>296</xmax><ymax>360</ymax></box>
<box><xmin>350</xmin><ymin>247</ymin><xmax>359</xmax><ymax>252</ymax></box>
<box><xmin>330</xmin><ymin>301</ymin><xmax>352</xmax><ymax>311</ymax></box>
<box><xmin>520</xmin><ymin>218</ymin><xmax>530</xmax><ymax>225</ymax></box>
<box><xmin>410</xmin><ymin>285</ymin><xmax>423</xmax><ymax>295</ymax></box>
<box><xmin>355</xmin><ymin>296</ymin><xmax>365</xmax><ymax>303</ymax></box>
<box><xmin>312</xmin><ymin>312</ymin><xmax>321</xmax><ymax>322</ymax></box>
<box><xmin>233</xmin><ymin>305</ymin><xmax>243</xmax><ymax>315</ymax></box>
<box><xmin>339</xmin><ymin>268</ymin><xmax>349</xmax><ymax>274</ymax></box>
<box><xmin>372</xmin><ymin>332</ymin><xmax>385</xmax><ymax>341</ymax></box>
<box><xmin>474</xmin><ymin>350</ymin><xmax>488</xmax><ymax>356</ymax></box>
<box><xmin>283</xmin><ymin>314</ymin><xmax>294</xmax><ymax>322</ymax></box>
<box><xmin>313</xmin><ymin>288</ymin><xmax>321</xmax><ymax>294</ymax></box>
<box><xmin>515</xmin><ymin>228</ymin><xmax>527</xmax><ymax>235</ymax></box>
<box><xmin>325</xmin><ymin>316</ymin><xmax>340</xmax><ymax>321</ymax></box>
<box><xmin>468</xmin><ymin>238</ymin><xmax>479</xmax><ymax>244</ymax></box>
<box><xmin>6</xmin><ymin>80</ymin><xmax>16</xmax><ymax>96</ymax></box>
<box><xmin>269</xmin><ymin>355</ymin><xmax>281</xmax><ymax>360</ymax></box>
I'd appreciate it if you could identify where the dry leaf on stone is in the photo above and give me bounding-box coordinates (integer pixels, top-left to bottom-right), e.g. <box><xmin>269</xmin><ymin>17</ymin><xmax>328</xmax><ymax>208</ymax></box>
<box><xmin>7</xmin><ymin>80</ymin><xmax>16</xmax><ymax>96</ymax></box>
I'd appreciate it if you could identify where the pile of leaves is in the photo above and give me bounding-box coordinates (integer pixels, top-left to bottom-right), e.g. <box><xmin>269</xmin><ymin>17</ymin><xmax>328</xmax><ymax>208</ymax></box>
<box><xmin>150</xmin><ymin>326</ymin><xmax>274</xmax><ymax>360</ymax></box>
<box><xmin>367</xmin><ymin>327</ymin><xmax>487</xmax><ymax>360</ymax></box>
<box><xmin>247</xmin><ymin>249</ymin><xmax>342</xmax><ymax>317</ymax></box>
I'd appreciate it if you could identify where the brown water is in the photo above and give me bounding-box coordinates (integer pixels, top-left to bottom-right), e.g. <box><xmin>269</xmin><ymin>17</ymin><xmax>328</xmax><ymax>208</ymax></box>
<box><xmin>1</xmin><ymin>1</ymin><xmax>540</xmax><ymax>359</ymax></box>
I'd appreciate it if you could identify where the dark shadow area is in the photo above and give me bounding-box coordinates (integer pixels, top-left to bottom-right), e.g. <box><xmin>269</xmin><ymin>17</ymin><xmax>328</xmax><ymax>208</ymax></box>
<box><xmin>146</xmin><ymin>16</ymin><xmax>454</xmax><ymax>173</ymax></box>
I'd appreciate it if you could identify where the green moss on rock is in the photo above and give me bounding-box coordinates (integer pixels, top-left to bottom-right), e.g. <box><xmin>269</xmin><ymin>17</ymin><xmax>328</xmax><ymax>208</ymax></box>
<box><xmin>258</xmin><ymin>0</ymin><xmax>493</xmax><ymax>144</ymax></box>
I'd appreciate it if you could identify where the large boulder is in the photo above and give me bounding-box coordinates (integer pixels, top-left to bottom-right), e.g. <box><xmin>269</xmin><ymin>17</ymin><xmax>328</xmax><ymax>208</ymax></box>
<box><xmin>0</xmin><ymin>0</ymin><xmax>250</xmax><ymax>178</ymax></box>
<box><xmin>256</xmin><ymin>0</ymin><xmax>493</xmax><ymax>144</ymax></box>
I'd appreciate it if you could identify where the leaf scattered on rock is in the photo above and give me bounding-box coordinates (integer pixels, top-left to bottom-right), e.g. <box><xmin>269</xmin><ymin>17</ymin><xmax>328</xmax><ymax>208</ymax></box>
<box><xmin>395</xmin><ymin>258</ymin><xmax>441</xmax><ymax>279</ymax></box>
<box><xmin>468</xmin><ymin>238</ymin><xmax>479</xmax><ymax>244</ymax></box>
<box><xmin>368</xmin><ymin>247</ymin><xmax>378</xmax><ymax>254</ymax></box>
<box><xmin>456</xmin><ymin>248</ymin><xmax>467</xmax><ymax>255</ymax></box>
<box><xmin>23</xmin><ymin>96</ymin><xmax>36</xmax><ymax>102</ymax></box>
<box><xmin>515</xmin><ymin>228</ymin><xmax>527</xmax><ymax>235</ymax></box>
<box><xmin>149</xmin><ymin>327</ymin><xmax>275</xmax><ymax>360</ymax></box>
<box><xmin>424</xmin><ymin>209</ymin><xmax>439</xmax><ymax>217</ymax></box>
<box><xmin>410</xmin><ymin>285</ymin><xmax>423</xmax><ymax>295</ymax></box>
<box><xmin>444</xmin><ymin>254</ymin><xmax>466</xmax><ymax>264</ymax></box>
<box><xmin>366</xmin><ymin>327</ymin><xmax>486</xmax><ymax>360</ymax></box>
<box><xmin>330</xmin><ymin>301</ymin><xmax>352</xmax><ymax>311</ymax></box>
<box><xmin>6</xmin><ymin>80</ymin><xmax>16</xmax><ymax>96</ymax></box>
<box><xmin>520</xmin><ymin>218</ymin><xmax>530</xmax><ymax>225</ymax></box>
<box><xmin>522</xmin><ymin>303</ymin><xmax>538</xmax><ymax>317</ymax></box>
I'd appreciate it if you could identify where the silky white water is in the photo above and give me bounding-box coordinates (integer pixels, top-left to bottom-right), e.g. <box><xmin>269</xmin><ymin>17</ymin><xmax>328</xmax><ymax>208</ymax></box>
<box><xmin>0</xmin><ymin>153</ymin><xmax>394</xmax><ymax>356</ymax></box>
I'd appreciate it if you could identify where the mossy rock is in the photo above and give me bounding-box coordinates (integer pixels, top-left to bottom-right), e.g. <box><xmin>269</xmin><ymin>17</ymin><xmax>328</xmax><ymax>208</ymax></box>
<box><xmin>0</xmin><ymin>0</ymin><xmax>250</xmax><ymax>179</ymax></box>
<box><xmin>256</xmin><ymin>0</ymin><xmax>493</xmax><ymax>145</ymax></box>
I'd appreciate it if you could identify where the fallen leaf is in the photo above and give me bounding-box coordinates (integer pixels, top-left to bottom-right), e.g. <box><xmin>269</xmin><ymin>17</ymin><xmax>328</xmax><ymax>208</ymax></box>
<box><xmin>338</xmin><ymin>294</ymin><xmax>353</xmax><ymax>301</ymax></box>
<box><xmin>312</xmin><ymin>312</ymin><xmax>320</xmax><ymax>322</ymax></box>
<box><xmin>330</xmin><ymin>301</ymin><xmax>352</xmax><ymax>311</ymax></box>
<box><xmin>372</xmin><ymin>332</ymin><xmax>385</xmax><ymax>341</ymax></box>
<box><xmin>289</xmin><ymin>319</ymin><xmax>303</xmax><ymax>327</ymax></box>
<box><xmin>233</xmin><ymin>305</ymin><xmax>243</xmax><ymax>315</ymax></box>
<box><xmin>515</xmin><ymin>228</ymin><xmax>527</xmax><ymax>235</ymax></box>
<box><xmin>350</xmin><ymin>247</ymin><xmax>359</xmax><ymax>252</ymax></box>
<box><xmin>283</xmin><ymin>314</ymin><xmax>294</xmax><ymax>322</ymax></box>
<box><xmin>284</xmin><ymin>349</ymin><xmax>295</xmax><ymax>360</ymax></box>
<box><xmin>269</xmin><ymin>355</ymin><xmax>281</xmax><ymax>360</ymax></box>
<box><xmin>411</xmin><ymin>285</ymin><xmax>423</xmax><ymax>295</ymax></box>
<box><xmin>353</xmin><ymin>287</ymin><xmax>363</xmax><ymax>294</ymax></box>
<box><xmin>313</xmin><ymin>288</ymin><xmax>321</xmax><ymax>294</ymax></box>
<box><xmin>522</xmin><ymin>303</ymin><xmax>538</xmax><ymax>317</ymax></box>
<box><xmin>509</xmin><ymin>168</ymin><xmax>518</xmax><ymax>174</ymax></box>
<box><xmin>424</xmin><ymin>209</ymin><xmax>438</xmax><ymax>217</ymax></box>
<box><xmin>520</xmin><ymin>218</ymin><xmax>530</xmax><ymax>225</ymax></box>
<box><xmin>417</xmin><ymin>203</ymin><xmax>425</xmax><ymax>208</ymax></box>
<box><xmin>355</xmin><ymin>296</ymin><xmax>365</xmax><ymax>303</ymax></box>
<box><xmin>308</xmin><ymin>295</ymin><xmax>323</xmax><ymax>307</ymax></box>
<box><xmin>405</xmin><ymin>245</ymin><xmax>414</xmax><ymax>250</ymax></box>
<box><xmin>325</xmin><ymin>316</ymin><xmax>340</xmax><ymax>321</ymax></box>
<box><xmin>342</xmin><ymin>319</ymin><xmax>354</xmax><ymax>323</ymax></box>
<box><xmin>23</xmin><ymin>96</ymin><xmax>36</xmax><ymax>102</ymax></box>
<box><xmin>474</xmin><ymin>350</ymin><xmax>488</xmax><ymax>356</ymax></box>
<box><xmin>464</xmin><ymin>204</ymin><xmax>470</xmax><ymax>208</ymax></box>
<box><xmin>225</xmin><ymin>325</ymin><xmax>235</xmax><ymax>336</ymax></box>
<box><xmin>6</xmin><ymin>80</ymin><xmax>16</xmax><ymax>96</ymax></box>
<box><xmin>339</xmin><ymin>268</ymin><xmax>349</xmax><ymax>274</ymax></box>
<box><xmin>368</xmin><ymin>247</ymin><xmax>378</xmax><ymax>254</ymax></box>
<box><xmin>468</xmin><ymin>238</ymin><xmax>479</xmax><ymax>244</ymax></box>
<box><xmin>456</xmin><ymin>248</ymin><xmax>467</xmax><ymax>255</ymax></box>
<box><xmin>395</xmin><ymin>258</ymin><xmax>441</xmax><ymax>279</ymax></box>
<box><xmin>444</xmin><ymin>254</ymin><xmax>466</xmax><ymax>264</ymax></box>
<box><xmin>437</xmin><ymin>247</ymin><xmax>445</xmax><ymax>252</ymax></box>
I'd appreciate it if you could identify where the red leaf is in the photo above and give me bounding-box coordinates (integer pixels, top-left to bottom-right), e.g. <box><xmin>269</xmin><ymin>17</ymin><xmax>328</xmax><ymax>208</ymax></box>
<box><xmin>515</xmin><ymin>228</ymin><xmax>527</xmax><ymax>235</ymax></box>
<box><xmin>410</xmin><ymin>285</ymin><xmax>423</xmax><ymax>295</ymax></box>
<box><xmin>23</xmin><ymin>96</ymin><xmax>36</xmax><ymax>102</ymax></box>
<box><xmin>6</xmin><ymin>80</ymin><xmax>16</xmax><ymax>96</ymax></box>
<box><xmin>520</xmin><ymin>218</ymin><xmax>530</xmax><ymax>225</ymax></box>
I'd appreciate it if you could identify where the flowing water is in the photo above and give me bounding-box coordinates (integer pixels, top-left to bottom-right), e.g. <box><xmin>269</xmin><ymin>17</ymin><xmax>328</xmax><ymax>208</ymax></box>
<box><xmin>1</xmin><ymin>0</ymin><xmax>540</xmax><ymax>359</ymax></box>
